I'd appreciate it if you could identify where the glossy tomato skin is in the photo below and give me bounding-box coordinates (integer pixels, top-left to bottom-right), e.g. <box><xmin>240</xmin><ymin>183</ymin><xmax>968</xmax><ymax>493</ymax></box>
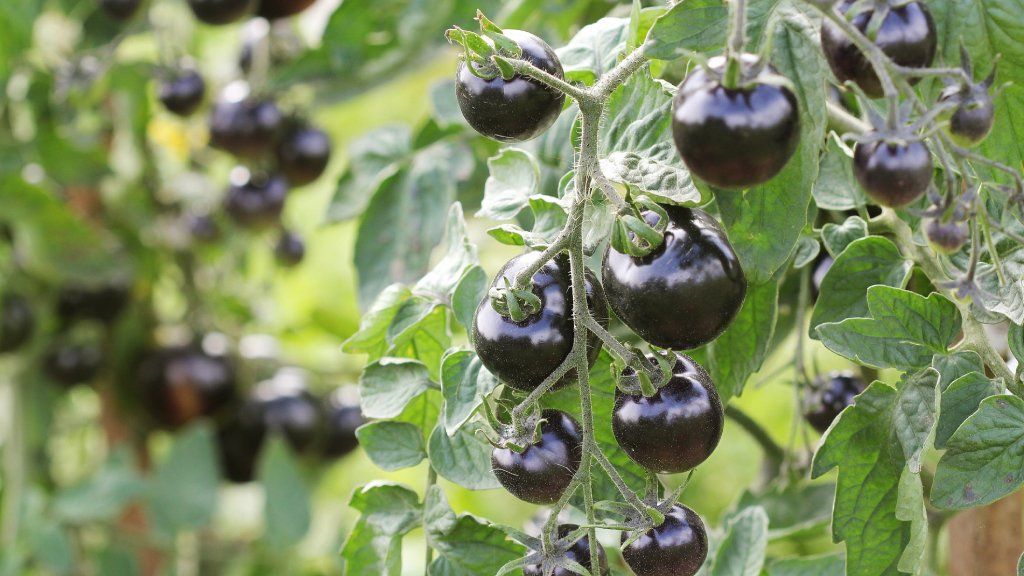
<box><xmin>139</xmin><ymin>346</ymin><xmax>237</xmax><ymax>429</ymax></box>
<box><xmin>672</xmin><ymin>56</ymin><xmax>800</xmax><ymax>190</ymax></box>
<box><xmin>925</xmin><ymin>218</ymin><xmax>969</xmax><ymax>254</ymax></box>
<box><xmin>621</xmin><ymin>504</ymin><xmax>708</xmax><ymax>576</ymax></box>
<box><xmin>320</xmin><ymin>389</ymin><xmax>365</xmax><ymax>459</ymax></box>
<box><xmin>491</xmin><ymin>409</ymin><xmax>582</xmax><ymax>504</ymax></box>
<box><xmin>474</xmin><ymin>252</ymin><xmax>607</xmax><ymax>392</ymax></box>
<box><xmin>523</xmin><ymin>524</ymin><xmax>609</xmax><ymax>576</ymax></box>
<box><xmin>217</xmin><ymin>421</ymin><xmax>261</xmax><ymax>483</ymax></box>
<box><xmin>0</xmin><ymin>294</ymin><xmax>35</xmax><ymax>353</ymax></box>
<box><xmin>209</xmin><ymin>98</ymin><xmax>283</xmax><ymax>158</ymax></box>
<box><xmin>853</xmin><ymin>139</ymin><xmax>933</xmax><ymax>208</ymax></box>
<box><xmin>256</xmin><ymin>0</ymin><xmax>316</xmax><ymax>19</ymax></box>
<box><xmin>821</xmin><ymin>0</ymin><xmax>936</xmax><ymax>98</ymax></box>
<box><xmin>276</xmin><ymin>126</ymin><xmax>331</xmax><ymax>185</ymax></box>
<box><xmin>57</xmin><ymin>283</ymin><xmax>130</xmax><ymax>324</ymax></box>
<box><xmin>187</xmin><ymin>0</ymin><xmax>253</xmax><ymax>25</ymax></box>
<box><xmin>804</xmin><ymin>371</ymin><xmax>865</xmax><ymax>433</ymax></box>
<box><xmin>159</xmin><ymin>71</ymin><xmax>206</xmax><ymax>117</ymax></box>
<box><xmin>44</xmin><ymin>343</ymin><xmax>103</xmax><ymax>387</ymax></box>
<box><xmin>100</xmin><ymin>0</ymin><xmax>141</xmax><ymax>20</ymax></box>
<box><xmin>224</xmin><ymin>172</ymin><xmax>289</xmax><ymax>229</ymax></box>
<box><xmin>456</xmin><ymin>30</ymin><xmax>565</xmax><ymax>142</ymax></box>
<box><xmin>603</xmin><ymin>206</ymin><xmax>745</xmax><ymax>350</ymax></box>
<box><xmin>275</xmin><ymin>230</ymin><xmax>306</xmax><ymax>266</ymax></box>
<box><xmin>613</xmin><ymin>353</ymin><xmax>723</xmax><ymax>473</ymax></box>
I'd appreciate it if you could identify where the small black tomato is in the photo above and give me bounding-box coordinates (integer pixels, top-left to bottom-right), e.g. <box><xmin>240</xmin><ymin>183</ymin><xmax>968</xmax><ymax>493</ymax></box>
<box><xmin>159</xmin><ymin>70</ymin><xmax>206</xmax><ymax>117</ymax></box>
<box><xmin>671</xmin><ymin>55</ymin><xmax>800</xmax><ymax>190</ymax></box>
<box><xmin>209</xmin><ymin>97</ymin><xmax>283</xmax><ymax>158</ymax></box>
<box><xmin>613</xmin><ymin>353</ymin><xmax>723</xmax><ymax>474</ymax></box>
<box><xmin>523</xmin><ymin>524</ymin><xmax>609</xmax><ymax>576</ymax></box>
<box><xmin>188</xmin><ymin>214</ymin><xmax>221</xmax><ymax>243</ymax></box>
<box><xmin>256</xmin><ymin>0</ymin><xmax>317</xmax><ymax>19</ymax></box>
<box><xmin>455</xmin><ymin>30</ymin><xmax>565</xmax><ymax>142</ymax></box>
<box><xmin>43</xmin><ymin>342</ymin><xmax>103</xmax><ymax>388</ymax></box>
<box><xmin>603</xmin><ymin>205</ymin><xmax>746</xmax><ymax>350</ymax></box>
<box><xmin>0</xmin><ymin>294</ymin><xmax>35</xmax><ymax>353</ymax></box>
<box><xmin>274</xmin><ymin>230</ymin><xmax>306</xmax><ymax>267</ymax></box>
<box><xmin>473</xmin><ymin>252</ymin><xmax>607</xmax><ymax>393</ymax></box>
<box><xmin>57</xmin><ymin>282</ymin><xmax>130</xmax><ymax>324</ymax></box>
<box><xmin>139</xmin><ymin>346</ymin><xmax>237</xmax><ymax>429</ymax></box>
<box><xmin>223</xmin><ymin>171</ymin><xmax>289</xmax><ymax>229</ymax></box>
<box><xmin>187</xmin><ymin>0</ymin><xmax>253</xmax><ymax>25</ymax></box>
<box><xmin>99</xmin><ymin>0</ymin><xmax>142</xmax><ymax>20</ymax></box>
<box><xmin>939</xmin><ymin>84</ymin><xmax>996</xmax><ymax>148</ymax></box>
<box><xmin>217</xmin><ymin>420</ymin><xmax>261</xmax><ymax>483</ymax></box>
<box><xmin>820</xmin><ymin>0</ymin><xmax>936</xmax><ymax>99</ymax></box>
<box><xmin>276</xmin><ymin>125</ymin><xmax>331</xmax><ymax>186</ymax></box>
<box><xmin>622</xmin><ymin>504</ymin><xmax>708</xmax><ymax>576</ymax></box>
<box><xmin>925</xmin><ymin>217</ymin><xmax>969</xmax><ymax>255</ymax></box>
<box><xmin>491</xmin><ymin>409</ymin><xmax>582</xmax><ymax>505</ymax></box>
<box><xmin>853</xmin><ymin>138</ymin><xmax>933</xmax><ymax>208</ymax></box>
<box><xmin>320</xmin><ymin>388</ymin><xmax>365</xmax><ymax>459</ymax></box>
<box><xmin>804</xmin><ymin>371</ymin><xmax>865</xmax><ymax>433</ymax></box>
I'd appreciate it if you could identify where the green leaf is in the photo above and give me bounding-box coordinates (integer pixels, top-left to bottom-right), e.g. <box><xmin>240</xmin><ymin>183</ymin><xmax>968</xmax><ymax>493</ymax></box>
<box><xmin>145</xmin><ymin>424</ymin><xmax>219</xmax><ymax>533</ymax></box>
<box><xmin>557</xmin><ymin>17</ymin><xmax>629</xmax><ymax>84</ymax></box>
<box><xmin>430</xmin><ymin>79</ymin><xmax>466</xmax><ymax>128</ymax></box>
<box><xmin>441</xmin><ymin>350</ymin><xmax>498</xmax><ymax>435</ymax></box>
<box><xmin>816</xmin><ymin>287</ymin><xmax>960</xmax><ymax>370</ymax></box>
<box><xmin>359</xmin><ymin>358</ymin><xmax>434</xmax><ymax>419</ymax></box>
<box><xmin>710</xmin><ymin>506</ymin><xmax>769</xmax><ymax>576</ymax></box>
<box><xmin>427</xmin><ymin>423</ymin><xmax>500</xmax><ymax>490</ymax></box>
<box><xmin>342</xmin><ymin>482</ymin><xmax>423</xmax><ymax>576</ymax></box>
<box><xmin>932</xmin><ymin>394</ymin><xmax>1024</xmax><ymax>510</ymax></box>
<box><xmin>260</xmin><ymin>438</ymin><xmax>311</xmax><ymax>550</ymax></box>
<box><xmin>767</xmin><ymin>554</ymin><xmax>845</xmax><ymax>576</ymax></box>
<box><xmin>0</xmin><ymin>0</ymin><xmax>40</xmax><ymax>81</ymax></box>
<box><xmin>1010</xmin><ymin>324</ymin><xmax>1024</xmax><ymax>365</ymax></box>
<box><xmin>792</xmin><ymin>235</ymin><xmax>820</xmax><ymax>269</ymax></box>
<box><xmin>328</xmin><ymin>125</ymin><xmax>412</xmax><ymax>222</ymax></box>
<box><xmin>387</xmin><ymin>303</ymin><xmax>451</xmax><ymax>378</ymax></box>
<box><xmin>733</xmin><ymin>483</ymin><xmax>835</xmax><ymax>539</ymax></box>
<box><xmin>415</xmin><ymin>203</ymin><xmax>479</xmax><ymax>302</ymax></box>
<box><xmin>53</xmin><ymin>448</ymin><xmax>143</xmax><ymax>524</ymax></box>
<box><xmin>601</xmin><ymin>70</ymin><xmax>706</xmax><ymax>206</ymax></box>
<box><xmin>936</xmin><ymin>372</ymin><xmax>1001</xmax><ymax>448</ymax></box>
<box><xmin>932</xmin><ymin>350</ymin><xmax>986</xmax><ymax>385</ymax></box>
<box><xmin>708</xmin><ymin>279</ymin><xmax>779</xmax><ymax>400</ymax></box>
<box><xmin>895</xmin><ymin>467</ymin><xmax>927</xmax><ymax>574</ymax></box>
<box><xmin>479</xmin><ymin>148</ymin><xmax>540</xmax><ymax>221</ymax></box>
<box><xmin>812</xmin><ymin>372</ymin><xmax>938</xmax><ymax>576</ymax></box>
<box><xmin>452</xmin><ymin>266</ymin><xmax>487</xmax><ymax>333</ymax></box>
<box><xmin>395</xmin><ymin>390</ymin><xmax>443</xmax><ymax>441</ymax></box>
<box><xmin>487</xmin><ymin>195</ymin><xmax>567</xmax><ymax>248</ymax></box>
<box><xmin>357</xmin><ymin>421</ymin><xmax>427</xmax><ymax>471</ymax></box>
<box><xmin>424</xmin><ymin>486</ymin><xmax>523</xmax><ymax>575</ymax></box>
<box><xmin>809</xmin><ymin>237</ymin><xmax>913</xmax><ymax>335</ymax></box>
<box><xmin>813</xmin><ymin>134</ymin><xmax>864</xmax><ymax>211</ymax></box>
<box><xmin>344</xmin><ymin>284</ymin><xmax>414</xmax><ymax>359</ymax></box>
<box><xmin>821</xmin><ymin>215</ymin><xmax>868</xmax><ymax>257</ymax></box>
<box><xmin>643</xmin><ymin>0</ymin><xmax>728</xmax><ymax>59</ymax></box>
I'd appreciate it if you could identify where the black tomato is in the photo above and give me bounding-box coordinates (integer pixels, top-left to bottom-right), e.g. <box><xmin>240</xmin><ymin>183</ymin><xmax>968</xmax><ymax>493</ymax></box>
<box><xmin>473</xmin><ymin>252</ymin><xmax>607</xmax><ymax>393</ymax></box>
<box><xmin>256</xmin><ymin>0</ymin><xmax>317</xmax><ymax>19</ymax></box>
<box><xmin>455</xmin><ymin>30</ymin><xmax>565</xmax><ymax>142</ymax></box>
<box><xmin>491</xmin><ymin>409</ymin><xmax>582</xmax><ymax>505</ymax></box>
<box><xmin>276</xmin><ymin>125</ymin><xmax>331</xmax><ymax>186</ymax></box>
<box><xmin>612</xmin><ymin>353</ymin><xmax>723</xmax><ymax>474</ymax></box>
<box><xmin>0</xmin><ymin>294</ymin><xmax>35</xmax><ymax>353</ymax></box>
<box><xmin>820</xmin><ymin>0</ymin><xmax>936</xmax><ymax>98</ymax></box>
<box><xmin>671</xmin><ymin>55</ymin><xmax>800</xmax><ymax>190</ymax></box>
<box><xmin>209</xmin><ymin>97</ymin><xmax>283</xmax><ymax>158</ymax></box>
<box><xmin>187</xmin><ymin>0</ymin><xmax>253</xmax><ymax>25</ymax></box>
<box><xmin>621</xmin><ymin>504</ymin><xmax>708</xmax><ymax>576</ymax></box>
<box><xmin>43</xmin><ymin>342</ymin><xmax>103</xmax><ymax>387</ymax></box>
<box><xmin>159</xmin><ymin>71</ymin><xmax>206</xmax><ymax>117</ymax></box>
<box><xmin>188</xmin><ymin>214</ymin><xmax>221</xmax><ymax>243</ymax></box>
<box><xmin>804</xmin><ymin>371</ymin><xmax>865</xmax><ymax>433</ymax></box>
<box><xmin>99</xmin><ymin>0</ymin><xmax>142</xmax><ymax>20</ymax></box>
<box><xmin>139</xmin><ymin>346</ymin><xmax>237</xmax><ymax>429</ymax></box>
<box><xmin>939</xmin><ymin>84</ymin><xmax>995</xmax><ymax>148</ymax></box>
<box><xmin>853</xmin><ymin>138</ymin><xmax>933</xmax><ymax>208</ymax></box>
<box><xmin>275</xmin><ymin>230</ymin><xmax>306</xmax><ymax>267</ymax></box>
<box><xmin>523</xmin><ymin>524</ymin><xmax>609</xmax><ymax>576</ymax></box>
<box><xmin>320</xmin><ymin>388</ymin><xmax>365</xmax><ymax>459</ymax></box>
<box><xmin>925</xmin><ymin>218</ymin><xmax>969</xmax><ymax>254</ymax></box>
<box><xmin>603</xmin><ymin>205</ymin><xmax>745</xmax><ymax>350</ymax></box>
<box><xmin>217</xmin><ymin>420</ymin><xmax>261</xmax><ymax>483</ymax></box>
<box><xmin>57</xmin><ymin>282</ymin><xmax>130</xmax><ymax>324</ymax></box>
<box><xmin>223</xmin><ymin>171</ymin><xmax>288</xmax><ymax>229</ymax></box>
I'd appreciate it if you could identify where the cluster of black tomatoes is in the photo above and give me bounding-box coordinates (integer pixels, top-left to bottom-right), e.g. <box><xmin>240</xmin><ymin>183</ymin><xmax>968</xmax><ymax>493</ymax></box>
<box><xmin>99</xmin><ymin>0</ymin><xmax>316</xmax><ymax>25</ymax></box>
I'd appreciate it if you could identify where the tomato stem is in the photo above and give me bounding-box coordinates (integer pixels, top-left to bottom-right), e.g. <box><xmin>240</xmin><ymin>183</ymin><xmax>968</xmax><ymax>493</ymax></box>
<box><xmin>722</xmin><ymin>0</ymin><xmax>747</xmax><ymax>89</ymax></box>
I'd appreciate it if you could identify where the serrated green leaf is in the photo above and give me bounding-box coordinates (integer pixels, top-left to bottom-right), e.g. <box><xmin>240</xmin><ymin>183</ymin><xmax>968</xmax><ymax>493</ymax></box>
<box><xmin>359</xmin><ymin>358</ymin><xmax>434</xmax><ymax>419</ymax></box>
<box><xmin>813</xmin><ymin>133</ymin><xmax>864</xmax><ymax>211</ymax></box>
<box><xmin>557</xmin><ymin>17</ymin><xmax>629</xmax><ymax>84</ymax></box>
<box><xmin>767</xmin><ymin>554</ymin><xmax>845</xmax><ymax>576</ymax></box>
<box><xmin>809</xmin><ymin>237</ymin><xmax>913</xmax><ymax>335</ymax></box>
<box><xmin>425</xmin><ymin>485</ymin><xmax>523</xmax><ymax>575</ymax></box>
<box><xmin>936</xmin><ymin>372</ymin><xmax>1001</xmax><ymax>448</ymax></box>
<box><xmin>260</xmin><ymin>438</ymin><xmax>311</xmax><ymax>550</ymax></box>
<box><xmin>816</xmin><ymin>287</ymin><xmax>960</xmax><ymax>370</ymax></box>
<box><xmin>145</xmin><ymin>424</ymin><xmax>219</xmax><ymax>533</ymax></box>
<box><xmin>342</xmin><ymin>482</ymin><xmax>423</xmax><ymax>576</ymax></box>
<box><xmin>327</xmin><ymin>125</ymin><xmax>412</xmax><ymax>222</ymax></box>
<box><xmin>733</xmin><ymin>483</ymin><xmax>834</xmax><ymax>539</ymax></box>
<box><xmin>711</xmin><ymin>506</ymin><xmax>769</xmax><ymax>576</ymax></box>
<box><xmin>1010</xmin><ymin>324</ymin><xmax>1024</xmax><ymax>365</ymax></box>
<box><xmin>427</xmin><ymin>423</ymin><xmax>500</xmax><ymax>490</ymax></box>
<box><xmin>479</xmin><ymin>148</ymin><xmax>540</xmax><ymax>221</ymax></box>
<box><xmin>932</xmin><ymin>394</ymin><xmax>1024</xmax><ymax>510</ymax></box>
<box><xmin>708</xmin><ymin>279</ymin><xmax>779</xmax><ymax>400</ymax></box>
<box><xmin>642</xmin><ymin>0</ymin><xmax>728</xmax><ymax>59</ymax></box>
<box><xmin>388</xmin><ymin>304</ymin><xmax>451</xmax><ymax>378</ymax></box>
<box><xmin>343</xmin><ymin>284</ymin><xmax>414</xmax><ymax>359</ymax></box>
<box><xmin>895</xmin><ymin>467</ymin><xmax>926</xmax><ymax>574</ymax></box>
<box><xmin>452</xmin><ymin>265</ymin><xmax>487</xmax><ymax>333</ymax></box>
<box><xmin>357</xmin><ymin>421</ymin><xmax>427</xmax><ymax>471</ymax></box>
<box><xmin>441</xmin><ymin>350</ymin><xmax>498</xmax><ymax>435</ymax></box>
<box><xmin>415</xmin><ymin>203</ymin><xmax>479</xmax><ymax>303</ymax></box>
<box><xmin>821</xmin><ymin>216</ymin><xmax>867</xmax><ymax>257</ymax></box>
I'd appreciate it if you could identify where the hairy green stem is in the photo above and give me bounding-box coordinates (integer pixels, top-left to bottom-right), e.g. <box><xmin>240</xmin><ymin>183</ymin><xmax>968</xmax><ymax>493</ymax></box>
<box><xmin>424</xmin><ymin>465</ymin><xmax>437</xmax><ymax>568</ymax></box>
<box><xmin>722</xmin><ymin>0</ymin><xmax>747</xmax><ymax>88</ymax></box>
<box><xmin>509</xmin><ymin>354</ymin><xmax>576</xmax><ymax>422</ymax></box>
<box><xmin>513</xmin><ymin>233</ymin><xmax>571</xmax><ymax>290</ymax></box>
